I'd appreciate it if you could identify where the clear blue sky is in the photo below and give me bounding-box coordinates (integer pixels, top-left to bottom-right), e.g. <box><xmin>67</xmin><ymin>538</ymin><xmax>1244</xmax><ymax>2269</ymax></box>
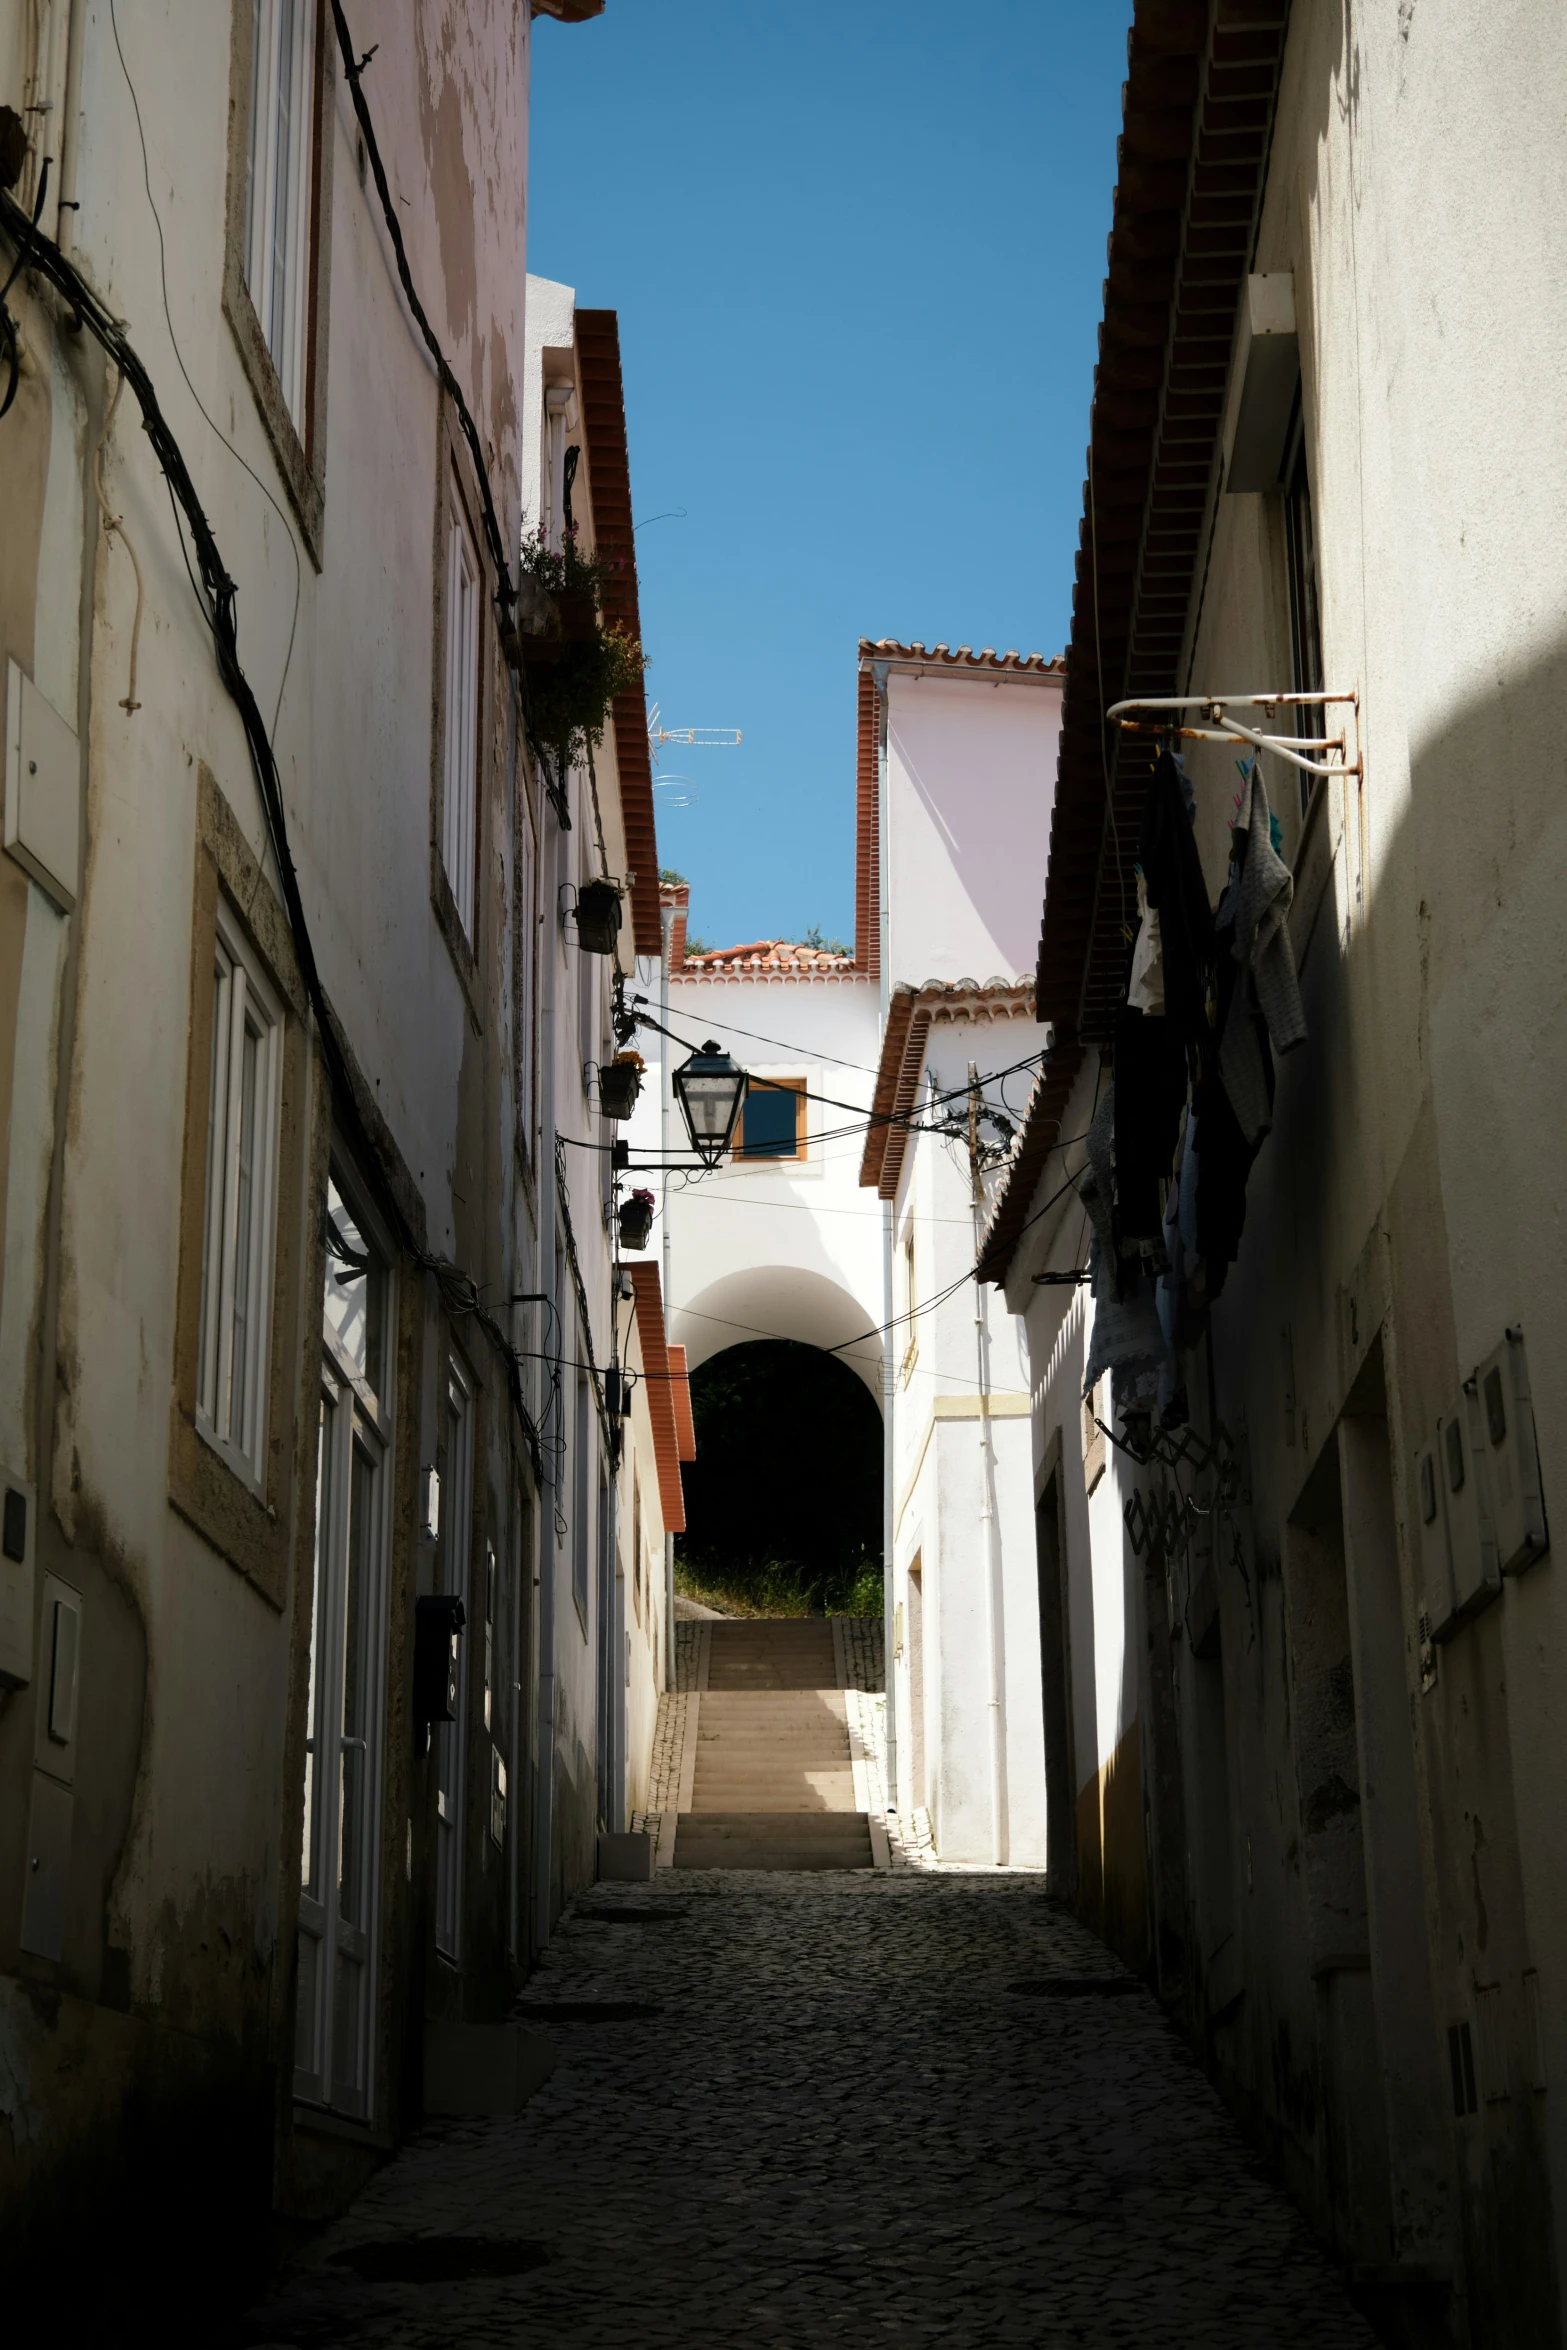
<box><xmin>528</xmin><ymin>1</ymin><xmax>1130</xmax><ymax>951</ymax></box>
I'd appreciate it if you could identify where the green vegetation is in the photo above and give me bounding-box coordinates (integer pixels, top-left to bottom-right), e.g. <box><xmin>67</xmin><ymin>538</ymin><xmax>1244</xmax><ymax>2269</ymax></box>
<box><xmin>676</xmin><ymin>1556</ymin><xmax>883</xmax><ymax>1620</ymax></box>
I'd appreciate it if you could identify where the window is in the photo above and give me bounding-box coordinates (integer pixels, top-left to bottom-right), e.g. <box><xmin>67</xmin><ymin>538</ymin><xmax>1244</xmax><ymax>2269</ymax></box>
<box><xmin>442</xmin><ymin>495</ymin><xmax>481</xmax><ymax>942</ymax></box>
<box><xmin>1283</xmin><ymin>401</ymin><xmax>1324</xmax><ymax>820</ymax></box>
<box><xmin>296</xmin><ymin>1167</ymin><xmax>393</xmax><ymax>2118</ymax></box>
<box><xmin>735</xmin><ymin>1078</ymin><xmax>807</xmax><ymax>1162</ymax></box>
<box><xmin>245</xmin><ymin>0</ymin><xmax>319</xmax><ymax>431</ymax></box>
<box><xmin>198</xmin><ymin>903</ymin><xmax>284</xmax><ymax>1486</ymax></box>
<box><xmin>435</xmin><ymin>1358</ymin><xmax>474</xmax><ymax>1959</ymax></box>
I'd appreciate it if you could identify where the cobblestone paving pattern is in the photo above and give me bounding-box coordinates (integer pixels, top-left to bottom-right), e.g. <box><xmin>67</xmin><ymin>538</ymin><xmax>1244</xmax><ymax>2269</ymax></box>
<box><xmin>234</xmin><ymin>1873</ymin><xmax>1377</xmax><ymax>2350</ymax></box>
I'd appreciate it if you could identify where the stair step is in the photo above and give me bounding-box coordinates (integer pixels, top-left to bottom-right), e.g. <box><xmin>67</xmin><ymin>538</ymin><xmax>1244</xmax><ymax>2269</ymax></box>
<box><xmin>674</xmin><ymin>1811</ymin><xmax>874</xmax><ymax>1872</ymax></box>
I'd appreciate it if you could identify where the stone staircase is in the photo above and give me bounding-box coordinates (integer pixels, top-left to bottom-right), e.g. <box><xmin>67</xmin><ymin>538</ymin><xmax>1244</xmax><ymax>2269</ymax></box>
<box><xmin>659</xmin><ymin>1618</ymin><xmax>886</xmax><ymax>1872</ymax></box>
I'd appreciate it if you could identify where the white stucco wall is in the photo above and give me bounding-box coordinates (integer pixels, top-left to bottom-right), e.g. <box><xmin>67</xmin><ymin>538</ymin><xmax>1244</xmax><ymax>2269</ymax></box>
<box><xmin>646</xmin><ymin>977</ymin><xmax>885</xmax><ymax>1397</ymax></box>
<box><xmin>884</xmin><ymin>669</ymin><xmax>1060</xmax><ymax>986</ymax></box>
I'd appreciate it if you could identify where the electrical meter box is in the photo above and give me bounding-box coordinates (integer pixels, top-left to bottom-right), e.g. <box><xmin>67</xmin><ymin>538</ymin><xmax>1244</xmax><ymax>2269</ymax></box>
<box><xmin>0</xmin><ymin>1465</ymin><xmax>35</xmax><ymax>1689</ymax></box>
<box><xmin>1476</xmin><ymin>1329</ymin><xmax>1549</xmax><ymax>1577</ymax></box>
<box><xmin>5</xmin><ymin>659</ymin><xmax>80</xmax><ymax>912</ymax></box>
<box><xmin>1442</xmin><ymin>1382</ymin><xmax>1502</xmax><ymax>1625</ymax></box>
<box><xmin>1416</xmin><ymin>1434</ymin><xmax>1459</xmax><ymax>1644</ymax></box>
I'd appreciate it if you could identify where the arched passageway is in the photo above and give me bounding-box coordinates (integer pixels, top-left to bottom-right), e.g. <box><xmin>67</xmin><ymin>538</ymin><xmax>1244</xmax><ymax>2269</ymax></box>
<box><xmin>677</xmin><ymin>1340</ymin><xmax>882</xmax><ymax>1618</ymax></box>
<box><xmin>671</xmin><ymin>1266</ymin><xmax>884</xmax><ymax>1404</ymax></box>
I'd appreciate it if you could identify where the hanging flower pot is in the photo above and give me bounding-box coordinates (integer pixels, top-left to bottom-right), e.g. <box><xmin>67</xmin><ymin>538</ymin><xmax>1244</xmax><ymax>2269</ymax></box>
<box><xmin>599</xmin><ymin>1051</ymin><xmax>644</xmax><ymax>1121</ymax></box>
<box><xmin>575</xmin><ymin>878</ymin><xmax>623</xmax><ymax>956</ymax></box>
<box><xmin>618</xmin><ymin>1189</ymin><xmax>655</xmax><ymax>1251</ymax></box>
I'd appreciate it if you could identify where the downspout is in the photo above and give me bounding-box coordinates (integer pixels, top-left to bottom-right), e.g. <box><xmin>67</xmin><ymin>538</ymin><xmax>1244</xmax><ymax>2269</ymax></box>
<box><xmin>54</xmin><ymin>0</ymin><xmax>87</xmax><ymax>254</ymax></box>
<box><xmin>970</xmin><ymin>1063</ymin><xmax>1009</xmax><ymax>1867</ymax></box>
<box><xmin>874</xmin><ymin>658</ymin><xmax>897</xmax><ymax>1814</ymax></box>
<box><xmin>660</xmin><ymin>897</ymin><xmax>676</xmax><ymax>1690</ymax></box>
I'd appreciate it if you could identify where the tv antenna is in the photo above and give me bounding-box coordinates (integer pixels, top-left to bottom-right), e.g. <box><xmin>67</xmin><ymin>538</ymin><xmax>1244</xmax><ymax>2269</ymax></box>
<box><xmin>646</xmin><ymin>704</ymin><xmax>742</xmax><ymax>809</ymax></box>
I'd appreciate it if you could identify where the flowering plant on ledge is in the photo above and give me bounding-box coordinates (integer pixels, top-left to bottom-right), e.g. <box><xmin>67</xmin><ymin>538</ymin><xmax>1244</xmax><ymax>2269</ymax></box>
<box><xmin>516</xmin><ymin>526</ymin><xmax>647</xmax><ymax>776</ymax></box>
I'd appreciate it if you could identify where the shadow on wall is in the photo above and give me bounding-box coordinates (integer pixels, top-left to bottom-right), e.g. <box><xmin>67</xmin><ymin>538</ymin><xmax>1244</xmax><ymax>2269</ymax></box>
<box><xmin>1075</xmin><ymin>1718</ymin><xmax>1149</xmax><ymax>1968</ymax></box>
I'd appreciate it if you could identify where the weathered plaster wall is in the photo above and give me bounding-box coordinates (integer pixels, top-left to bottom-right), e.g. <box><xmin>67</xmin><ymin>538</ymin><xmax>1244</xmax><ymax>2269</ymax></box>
<box><xmin>1005</xmin><ymin>4</ymin><xmax>1567</xmax><ymax>2330</ymax></box>
<box><xmin>1</xmin><ymin>0</ymin><xmax>545</xmax><ymax>2292</ymax></box>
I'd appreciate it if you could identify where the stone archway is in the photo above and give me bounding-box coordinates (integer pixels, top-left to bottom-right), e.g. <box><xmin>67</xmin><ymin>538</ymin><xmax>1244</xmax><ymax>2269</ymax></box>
<box><xmin>670</xmin><ymin>1266</ymin><xmax>883</xmax><ymax>1407</ymax></box>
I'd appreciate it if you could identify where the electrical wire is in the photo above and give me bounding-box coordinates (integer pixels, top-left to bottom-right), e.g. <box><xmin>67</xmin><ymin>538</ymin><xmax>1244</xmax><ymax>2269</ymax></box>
<box><xmin>636</xmin><ymin>1004</ymin><xmax>1057</xmax><ymax>1145</ymax></box>
<box><xmin>0</xmin><ymin>183</ymin><xmax>545</xmax><ymax>1483</ymax></box>
<box><xmin>638</xmin><ymin>997</ymin><xmax>882</xmax><ymax>1076</ymax></box>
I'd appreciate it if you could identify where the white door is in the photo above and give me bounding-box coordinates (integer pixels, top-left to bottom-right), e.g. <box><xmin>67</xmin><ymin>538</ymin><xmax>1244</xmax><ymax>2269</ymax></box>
<box><xmin>295</xmin><ymin>1171</ymin><xmax>393</xmax><ymax>2116</ymax></box>
<box><xmin>435</xmin><ymin>1357</ymin><xmax>475</xmax><ymax>1959</ymax></box>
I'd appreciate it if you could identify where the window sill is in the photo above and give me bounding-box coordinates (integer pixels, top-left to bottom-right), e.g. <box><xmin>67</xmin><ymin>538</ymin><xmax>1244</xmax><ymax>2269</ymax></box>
<box><xmin>293</xmin><ymin>2099</ymin><xmax>393</xmax><ymax>2153</ymax></box>
<box><xmin>194</xmin><ymin>1411</ymin><xmax>269</xmax><ymax>1506</ymax></box>
<box><xmin>169</xmin><ymin>1401</ymin><xmax>290</xmax><ymax>1610</ymax></box>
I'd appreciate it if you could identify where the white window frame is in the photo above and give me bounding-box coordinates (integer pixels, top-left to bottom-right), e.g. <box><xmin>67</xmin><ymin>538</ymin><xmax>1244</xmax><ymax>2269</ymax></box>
<box><xmin>245</xmin><ymin>0</ymin><xmax>318</xmax><ymax>430</ymax></box>
<box><xmin>295</xmin><ymin>1158</ymin><xmax>395</xmax><ymax>2120</ymax></box>
<box><xmin>198</xmin><ymin>901</ymin><xmax>284</xmax><ymax>1489</ymax></box>
<box><xmin>435</xmin><ymin>1353</ymin><xmax>475</xmax><ymax>1960</ymax></box>
<box><xmin>442</xmin><ymin>495</ymin><xmax>481</xmax><ymax>943</ymax></box>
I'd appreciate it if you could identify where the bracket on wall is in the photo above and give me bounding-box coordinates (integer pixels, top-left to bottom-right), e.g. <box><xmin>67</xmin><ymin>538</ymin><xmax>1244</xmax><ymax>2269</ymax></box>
<box><xmin>1106</xmin><ymin>690</ymin><xmax>1361</xmax><ymax>781</ymax></box>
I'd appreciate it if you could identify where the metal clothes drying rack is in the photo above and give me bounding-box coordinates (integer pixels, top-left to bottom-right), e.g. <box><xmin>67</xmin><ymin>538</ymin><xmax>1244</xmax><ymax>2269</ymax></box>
<box><xmin>1105</xmin><ymin>690</ymin><xmax>1360</xmax><ymax>780</ymax></box>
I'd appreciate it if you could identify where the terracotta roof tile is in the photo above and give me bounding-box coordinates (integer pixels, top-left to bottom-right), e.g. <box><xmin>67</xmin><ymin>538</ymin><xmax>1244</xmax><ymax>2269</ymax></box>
<box><xmin>859</xmin><ymin>638</ymin><xmax>1067</xmax><ymax>677</ymax></box>
<box><xmin>629</xmin><ymin>1262</ymin><xmax>686</xmax><ymax>1533</ymax></box>
<box><xmin>679</xmin><ymin>937</ymin><xmax>860</xmax><ymax>981</ymax></box>
<box><xmin>577</xmin><ymin>310</ymin><xmax>661</xmax><ymax>960</ymax></box>
<box><xmin>861</xmin><ymin>978</ymin><xmax>1037</xmax><ymax>1200</ymax></box>
<box><xmin>668</xmin><ymin>1344</ymin><xmax>697</xmax><ymax>1462</ymax></box>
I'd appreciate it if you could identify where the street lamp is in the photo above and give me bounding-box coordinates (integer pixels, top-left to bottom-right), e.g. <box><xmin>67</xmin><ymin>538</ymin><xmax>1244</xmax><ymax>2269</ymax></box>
<box><xmin>672</xmin><ymin>1039</ymin><xmax>747</xmax><ymax>1168</ymax></box>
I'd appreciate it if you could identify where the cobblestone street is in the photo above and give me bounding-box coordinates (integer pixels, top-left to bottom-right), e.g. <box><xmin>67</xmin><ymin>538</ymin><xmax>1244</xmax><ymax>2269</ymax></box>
<box><xmin>235</xmin><ymin>1869</ymin><xmax>1379</xmax><ymax>2350</ymax></box>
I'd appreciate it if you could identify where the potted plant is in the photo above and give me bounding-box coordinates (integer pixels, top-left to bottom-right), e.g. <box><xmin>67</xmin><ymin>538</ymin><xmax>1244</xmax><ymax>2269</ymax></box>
<box><xmin>599</xmin><ymin>1049</ymin><xmax>644</xmax><ymax>1121</ymax></box>
<box><xmin>574</xmin><ymin>877</ymin><xmax>623</xmax><ymax>956</ymax></box>
<box><xmin>618</xmin><ymin>1188</ymin><xmax>655</xmax><ymax>1251</ymax></box>
<box><xmin>513</xmin><ymin>527</ymin><xmax>645</xmax><ymax>778</ymax></box>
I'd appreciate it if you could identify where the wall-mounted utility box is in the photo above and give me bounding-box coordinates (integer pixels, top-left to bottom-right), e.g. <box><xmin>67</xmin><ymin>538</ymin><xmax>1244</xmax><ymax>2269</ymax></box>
<box><xmin>1224</xmin><ymin>274</ymin><xmax>1300</xmax><ymax>494</ymax></box>
<box><xmin>1443</xmin><ymin>1382</ymin><xmax>1502</xmax><ymax>1625</ymax></box>
<box><xmin>0</xmin><ymin>1465</ymin><xmax>36</xmax><ymax>1689</ymax></box>
<box><xmin>1477</xmin><ymin>1328</ymin><xmax>1548</xmax><ymax>1576</ymax></box>
<box><xmin>5</xmin><ymin>658</ymin><xmax>79</xmax><ymax>912</ymax></box>
<box><xmin>33</xmin><ymin>1576</ymin><xmax>82</xmax><ymax>1782</ymax></box>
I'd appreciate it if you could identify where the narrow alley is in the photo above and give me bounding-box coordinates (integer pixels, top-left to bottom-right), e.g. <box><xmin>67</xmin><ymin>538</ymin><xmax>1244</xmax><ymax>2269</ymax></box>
<box><xmin>237</xmin><ymin>1882</ymin><xmax>1374</xmax><ymax>2346</ymax></box>
<box><xmin>5</xmin><ymin>2</ymin><xmax>1567</xmax><ymax>2341</ymax></box>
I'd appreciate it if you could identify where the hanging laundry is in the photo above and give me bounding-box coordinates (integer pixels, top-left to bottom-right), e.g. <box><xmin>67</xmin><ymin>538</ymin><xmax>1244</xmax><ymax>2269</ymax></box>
<box><xmin>1218</xmin><ymin>762</ymin><xmax>1307</xmax><ymax>1144</ymax></box>
<box><xmin>1136</xmin><ymin>747</ymin><xmax>1214</xmax><ymax>1048</ymax></box>
<box><xmin>1114</xmin><ymin>1003</ymin><xmax>1186</xmax><ymax>1251</ymax></box>
<box><xmin>1081</xmin><ymin>1241</ymin><xmax>1168</xmax><ymax>1407</ymax></box>
<box><xmin>1191</xmin><ymin>1060</ymin><xmax>1264</xmax><ymax>1295</ymax></box>
<box><xmin>1127</xmin><ymin>868</ymin><xmax>1165</xmax><ymax>1015</ymax></box>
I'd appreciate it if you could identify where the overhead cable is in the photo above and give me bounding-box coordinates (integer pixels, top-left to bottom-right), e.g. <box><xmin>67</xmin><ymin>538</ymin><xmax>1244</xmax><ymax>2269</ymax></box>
<box><xmin>0</xmin><ymin>185</ymin><xmax>543</xmax><ymax>1480</ymax></box>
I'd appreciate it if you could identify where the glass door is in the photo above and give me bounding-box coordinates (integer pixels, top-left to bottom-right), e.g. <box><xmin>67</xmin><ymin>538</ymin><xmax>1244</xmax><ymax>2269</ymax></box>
<box><xmin>435</xmin><ymin>1357</ymin><xmax>474</xmax><ymax>1959</ymax></box>
<box><xmin>295</xmin><ymin>1169</ymin><xmax>393</xmax><ymax>2117</ymax></box>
